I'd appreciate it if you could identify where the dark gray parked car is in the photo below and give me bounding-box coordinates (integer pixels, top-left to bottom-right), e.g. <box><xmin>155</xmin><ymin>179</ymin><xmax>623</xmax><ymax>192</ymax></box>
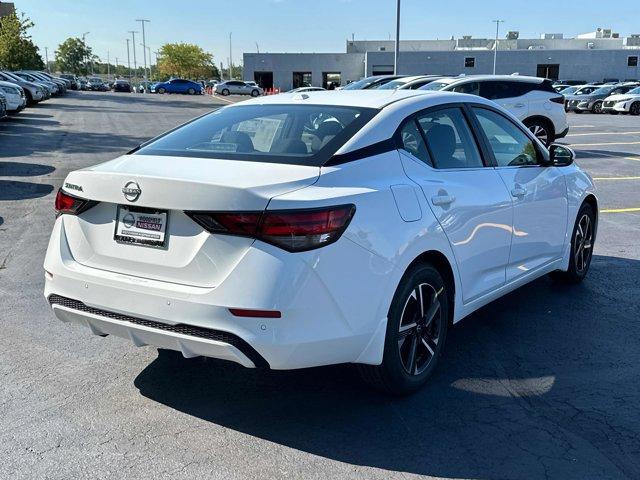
<box><xmin>566</xmin><ymin>84</ymin><xmax>639</xmax><ymax>113</ymax></box>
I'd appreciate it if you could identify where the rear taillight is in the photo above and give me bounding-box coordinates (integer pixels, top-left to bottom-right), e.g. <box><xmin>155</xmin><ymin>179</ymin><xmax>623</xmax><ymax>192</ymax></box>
<box><xmin>54</xmin><ymin>188</ymin><xmax>96</xmax><ymax>216</ymax></box>
<box><xmin>550</xmin><ymin>96</ymin><xmax>565</xmax><ymax>104</ymax></box>
<box><xmin>186</xmin><ymin>205</ymin><xmax>355</xmax><ymax>252</ymax></box>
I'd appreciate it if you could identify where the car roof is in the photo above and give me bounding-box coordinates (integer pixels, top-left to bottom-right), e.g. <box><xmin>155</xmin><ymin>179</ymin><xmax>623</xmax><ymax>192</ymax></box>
<box><xmin>235</xmin><ymin>90</ymin><xmax>440</xmax><ymax>109</ymax></box>
<box><xmin>231</xmin><ymin>89</ymin><xmax>484</xmax><ymax>110</ymax></box>
<box><xmin>0</xmin><ymin>80</ymin><xmax>19</xmax><ymax>87</ymax></box>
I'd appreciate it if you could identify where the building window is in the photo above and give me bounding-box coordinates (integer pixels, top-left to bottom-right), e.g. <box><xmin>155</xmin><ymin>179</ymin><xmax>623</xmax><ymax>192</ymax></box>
<box><xmin>322</xmin><ymin>72</ymin><xmax>341</xmax><ymax>90</ymax></box>
<box><xmin>464</xmin><ymin>57</ymin><xmax>476</xmax><ymax>68</ymax></box>
<box><xmin>629</xmin><ymin>56</ymin><xmax>639</xmax><ymax>67</ymax></box>
<box><xmin>292</xmin><ymin>72</ymin><xmax>312</xmax><ymax>89</ymax></box>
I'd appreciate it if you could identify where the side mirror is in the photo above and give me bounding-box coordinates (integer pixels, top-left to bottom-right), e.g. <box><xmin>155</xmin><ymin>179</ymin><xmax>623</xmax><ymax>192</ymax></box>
<box><xmin>549</xmin><ymin>144</ymin><xmax>575</xmax><ymax>166</ymax></box>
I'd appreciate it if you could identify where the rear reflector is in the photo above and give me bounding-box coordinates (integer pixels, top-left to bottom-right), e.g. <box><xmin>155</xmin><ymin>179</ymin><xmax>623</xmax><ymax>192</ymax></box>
<box><xmin>54</xmin><ymin>188</ymin><xmax>97</xmax><ymax>216</ymax></box>
<box><xmin>229</xmin><ymin>308</ymin><xmax>282</xmax><ymax>318</ymax></box>
<box><xmin>186</xmin><ymin>204</ymin><xmax>355</xmax><ymax>252</ymax></box>
<box><xmin>550</xmin><ymin>96</ymin><xmax>565</xmax><ymax>104</ymax></box>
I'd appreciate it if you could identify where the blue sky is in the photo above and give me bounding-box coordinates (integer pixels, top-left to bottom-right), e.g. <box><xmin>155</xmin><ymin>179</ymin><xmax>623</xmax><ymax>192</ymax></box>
<box><xmin>22</xmin><ymin>0</ymin><xmax>640</xmax><ymax>67</ymax></box>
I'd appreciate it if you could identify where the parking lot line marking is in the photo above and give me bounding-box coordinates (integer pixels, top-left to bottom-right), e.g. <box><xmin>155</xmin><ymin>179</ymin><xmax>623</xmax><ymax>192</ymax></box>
<box><xmin>593</xmin><ymin>176</ymin><xmax>640</xmax><ymax>181</ymax></box>
<box><xmin>570</xmin><ymin>125</ymin><xmax>596</xmax><ymax>128</ymax></box>
<box><xmin>211</xmin><ymin>96</ymin><xmax>236</xmax><ymax>104</ymax></box>
<box><xmin>570</xmin><ymin>141</ymin><xmax>640</xmax><ymax>147</ymax></box>
<box><xmin>567</xmin><ymin>131</ymin><xmax>640</xmax><ymax>137</ymax></box>
<box><xmin>624</xmin><ymin>157</ymin><xmax>640</xmax><ymax>162</ymax></box>
<box><xmin>601</xmin><ymin>207</ymin><xmax>640</xmax><ymax>213</ymax></box>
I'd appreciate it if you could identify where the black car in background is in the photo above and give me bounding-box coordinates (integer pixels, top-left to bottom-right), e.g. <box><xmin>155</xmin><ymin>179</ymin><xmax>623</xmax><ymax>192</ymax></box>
<box><xmin>112</xmin><ymin>80</ymin><xmax>132</xmax><ymax>93</ymax></box>
<box><xmin>60</xmin><ymin>74</ymin><xmax>78</xmax><ymax>90</ymax></box>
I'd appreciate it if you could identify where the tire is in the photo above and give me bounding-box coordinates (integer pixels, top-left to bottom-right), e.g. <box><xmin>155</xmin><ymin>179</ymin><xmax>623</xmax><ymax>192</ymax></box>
<box><xmin>551</xmin><ymin>203</ymin><xmax>596</xmax><ymax>284</ymax></box>
<box><xmin>591</xmin><ymin>101</ymin><xmax>603</xmax><ymax>114</ymax></box>
<box><xmin>187</xmin><ymin>88</ymin><xmax>195</xmax><ymax>95</ymax></box>
<box><xmin>24</xmin><ymin>90</ymin><xmax>33</xmax><ymax>105</ymax></box>
<box><xmin>630</xmin><ymin>102</ymin><xmax>640</xmax><ymax>116</ymax></box>
<box><xmin>358</xmin><ymin>263</ymin><xmax>449</xmax><ymax>395</ymax></box>
<box><xmin>251</xmin><ymin>89</ymin><xmax>260</xmax><ymax>97</ymax></box>
<box><xmin>157</xmin><ymin>87</ymin><xmax>166</xmax><ymax>94</ymax></box>
<box><xmin>221</xmin><ymin>88</ymin><xmax>230</xmax><ymax>96</ymax></box>
<box><xmin>524</xmin><ymin>118</ymin><xmax>554</xmax><ymax>146</ymax></box>
<box><xmin>609</xmin><ymin>111</ymin><xmax>619</xmax><ymax>115</ymax></box>
<box><xmin>574</xmin><ymin>110</ymin><xmax>583</xmax><ymax>114</ymax></box>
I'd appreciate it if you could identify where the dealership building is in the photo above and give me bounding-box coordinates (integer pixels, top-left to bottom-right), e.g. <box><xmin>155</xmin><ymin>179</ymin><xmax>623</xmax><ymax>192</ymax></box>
<box><xmin>244</xmin><ymin>28</ymin><xmax>640</xmax><ymax>91</ymax></box>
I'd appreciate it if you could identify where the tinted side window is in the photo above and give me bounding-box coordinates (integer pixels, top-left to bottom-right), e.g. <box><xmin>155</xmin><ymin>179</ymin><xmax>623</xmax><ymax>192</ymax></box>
<box><xmin>480</xmin><ymin>81</ymin><xmax>514</xmax><ymax>100</ymax></box>
<box><xmin>398</xmin><ymin>120</ymin><xmax>431</xmax><ymax>165</ymax></box>
<box><xmin>416</xmin><ymin>108</ymin><xmax>484</xmax><ymax>169</ymax></box>
<box><xmin>473</xmin><ymin>108</ymin><xmax>539</xmax><ymax>167</ymax></box>
<box><xmin>450</xmin><ymin>81</ymin><xmax>479</xmax><ymax>95</ymax></box>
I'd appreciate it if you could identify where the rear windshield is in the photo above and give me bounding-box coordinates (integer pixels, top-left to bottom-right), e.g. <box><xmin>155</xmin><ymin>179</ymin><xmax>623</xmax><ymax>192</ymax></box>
<box><xmin>419</xmin><ymin>81</ymin><xmax>451</xmax><ymax>91</ymax></box>
<box><xmin>135</xmin><ymin>104</ymin><xmax>377</xmax><ymax>166</ymax></box>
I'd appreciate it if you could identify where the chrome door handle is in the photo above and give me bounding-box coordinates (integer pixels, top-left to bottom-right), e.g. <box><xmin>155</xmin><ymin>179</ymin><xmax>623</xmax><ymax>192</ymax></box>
<box><xmin>511</xmin><ymin>186</ymin><xmax>527</xmax><ymax>198</ymax></box>
<box><xmin>431</xmin><ymin>194</ymin><xmax>455</xmax><ymax>206</ymax></box>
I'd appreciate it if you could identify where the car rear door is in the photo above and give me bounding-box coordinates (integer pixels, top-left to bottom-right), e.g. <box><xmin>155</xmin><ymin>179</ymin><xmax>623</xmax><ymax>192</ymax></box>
<box><xmin>397</xmin><ymin>105</ymin><xmax>513</xmax><ymax>304</ymax></box>
<box><xmin>478</xmin><ymin>81</ymin><xmax>530</xmax><ymax>121</ymax></box>
<box><xmin>470</xmin><ymin>106</ymin><xmax>568</xmax><ymax>281</ymax></box>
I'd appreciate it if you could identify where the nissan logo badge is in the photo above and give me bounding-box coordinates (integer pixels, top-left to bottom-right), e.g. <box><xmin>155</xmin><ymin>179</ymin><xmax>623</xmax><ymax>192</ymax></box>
<box><xmin>122</xmin><ymin>181</ymin><xmax>141</xmax><ymax>202</ymax></box>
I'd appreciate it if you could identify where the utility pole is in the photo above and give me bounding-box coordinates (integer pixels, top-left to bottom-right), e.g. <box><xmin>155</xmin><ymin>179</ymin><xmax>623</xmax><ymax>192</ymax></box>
<box><xmin>256</xmin><ymin>42</ymin><xmax>259</xmax><ymax>54</ymax></box>
<box><xmin>394</xmin><ymin>0</ymin><xmax>401</xmax><ymax>75</ymax></box>
<box><xmin>107</xmin><ymin>50</ymin><xmax>110</xmax><ymax>79</ymax></box>
<box><xmin>128</xmin><ymin>31</ymin><xmax>138</xmax><ymax>79</ymax></box>
<box><xmin>220</xmin><ymin>61</ymin><xmax>224</xmax><ymax>81</ymax></box>
<box><xmin>82</xmin><ymin>32</ymin><xmax>90</xmax><ymax>74</ymax></box>
<box><xmin>229</xmin><ymin>32</ymin><xmax>233</xmax><ymax>79</ymax></box>
<box><xmin>44</xmin><ymin>47</ymin><xmax>50</xmax><ymax>72</ymax></box>
<box><xmin>136</xmin><ymin>19</ymin><xmax>150</xmax><ymax>92</ymax></box>
<box><xmin>126</xmin><ymin>38</ymin><xmax>131</xmax><ymax>80</ymax></box>
<box><xmin>493</xmin><ymin>20</ymin><xmax>505</xmax><ymax>75</ymax></box>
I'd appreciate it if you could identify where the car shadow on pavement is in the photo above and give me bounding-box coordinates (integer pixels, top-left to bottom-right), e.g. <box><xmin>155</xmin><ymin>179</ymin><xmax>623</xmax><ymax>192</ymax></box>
<box><xmin>0</xmin><ymin>180</ymin><xmax>54</xmax><ymax>200</ymax></box>
<box><xmin>0</xmin><ymin>162</ymin><xmax>55</xmax><ymax>177</ymax></box>
<box><xmin>134</xmin><ymin>255</ymin><xmax>640</xmax><ymax>479</ymax></box>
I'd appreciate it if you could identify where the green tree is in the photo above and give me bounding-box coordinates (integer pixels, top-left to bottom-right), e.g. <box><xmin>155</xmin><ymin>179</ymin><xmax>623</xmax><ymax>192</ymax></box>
<box><xmin>157</xmin><ymin>43</ymin><xmax>218</xmax><ymax>79</ymax></box>
<box><xmin>0</xmin><ymin>11</ymin><xmax>44</xmax><ymax>70</ymax></box>
<box><xmin>55</xmin><ymin>37</ymin><xmax>92</xmax><ymax>75</ymax></box>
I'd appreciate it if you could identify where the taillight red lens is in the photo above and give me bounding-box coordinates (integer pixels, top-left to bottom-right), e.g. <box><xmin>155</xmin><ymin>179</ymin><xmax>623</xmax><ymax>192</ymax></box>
<box><xmin>186</xmin><ymin>205</ymin><xmax>355</xmax><ymax>252</ymax></box>
<box><xmin>54</xmin><ymin>188</ymin><xmax>96</xmax><ymax>216</ymax></box>
<box><xmin>260</xmin><ymin>206</ymin><xmax>355</xmax><ymax>251</ymax></box>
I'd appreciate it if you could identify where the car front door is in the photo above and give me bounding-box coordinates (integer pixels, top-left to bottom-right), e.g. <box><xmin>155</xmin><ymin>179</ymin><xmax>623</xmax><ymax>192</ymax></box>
<box><xmin>471</xmin><ymin>106</ymin><xmax>568</xmax><ymax>281</ymax></box>
<box><xmin>398</xmin><ymin>105</ymin><xmax>514</xmax><ymax>303</ymax></box>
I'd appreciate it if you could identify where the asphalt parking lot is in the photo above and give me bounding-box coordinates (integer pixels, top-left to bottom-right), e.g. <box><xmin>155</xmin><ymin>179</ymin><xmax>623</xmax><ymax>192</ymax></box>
<box><xmin>1</xmin><ymin>92</ymin><xmax>639</xmax><ymax>480</ymax></box>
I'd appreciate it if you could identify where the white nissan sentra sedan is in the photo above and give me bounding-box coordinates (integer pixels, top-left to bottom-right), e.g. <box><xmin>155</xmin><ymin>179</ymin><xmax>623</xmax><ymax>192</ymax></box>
<box><xmin>44</xmin><ymin>90</ymin><xmax>597</xmax><ymax>394</ymax></box>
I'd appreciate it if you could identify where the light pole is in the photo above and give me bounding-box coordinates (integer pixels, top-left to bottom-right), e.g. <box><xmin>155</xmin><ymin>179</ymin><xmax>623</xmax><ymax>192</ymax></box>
<box><xmin>136</xmin><ymin>19</ymin><xmax>150</xmax><ymax>92</ymax></box>
<box><xmin>128</xmin><ymin>31</ymin><xmax>138</xmax><ymax>79</ymax></box>
<box><xmin>126</xmin><ymin>38</ymin><xmax>132</xmax><ymax>80</ymax></box>
<box><xmin>394</xmin><ymin>0</ymin><xmax>401</xmax><ymax>75</ymax></box>
<box><xmin>44</xmin><ymin>47</ymin><xmax>50</xmax><ymax>72</ymax></box>
<box><xmin>493</xmin><ymin>20</ymin><xmax>505</xmax><ymax>75</ymax></box>
<box><xmin>229</xmin><ymin>32</ymin><xmax>233</xmax><ymax>79</ymax></box>
<box><xmin>107</xmin><ymin>50</ymin><xmax>110</xmax><ymax>79</ymax></box>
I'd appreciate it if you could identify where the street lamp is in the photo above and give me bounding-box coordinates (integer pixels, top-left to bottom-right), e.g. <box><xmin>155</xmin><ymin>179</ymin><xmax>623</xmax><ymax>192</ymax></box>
<box><xmin>81</xmin><ymin>32</ymin><xmax>90</xmax><ymax>74</ymax></box>
<box><xmin>136</xmin><ymin>19</ymin><xmax>150</xmax><ymax>92</ymax></box>
<box><xmin>394</xmin><ymin>0</ymin><xmax>401</xmax><ymax>75</ymax></box>
<box><xmin>493</xmin><ymin>20</ymin><xmax>505</xmax><ymax>75</ymax></box>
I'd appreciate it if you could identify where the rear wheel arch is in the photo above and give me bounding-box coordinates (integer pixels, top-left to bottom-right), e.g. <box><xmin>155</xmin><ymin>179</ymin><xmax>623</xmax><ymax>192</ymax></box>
<box><xmin>403</xmin><ymin>250</ymin><xmax>456</xmax><ymax>325</ymax></box>
<box><xmin>523</xmin><ymin>115</ymin><xmax>555</xmax><ymax>143</ymax></box>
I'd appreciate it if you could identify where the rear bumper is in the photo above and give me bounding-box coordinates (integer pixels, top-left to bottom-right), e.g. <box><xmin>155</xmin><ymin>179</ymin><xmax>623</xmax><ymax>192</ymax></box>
<box><xmin>556</xmin><ymin>125</ymin><xmax>570</xmax><ymax>139</ymax></box>
<box><xmin>44</xmin><ymin>216</ymin><xmax>391</xmax><ymax>370</ymax></box>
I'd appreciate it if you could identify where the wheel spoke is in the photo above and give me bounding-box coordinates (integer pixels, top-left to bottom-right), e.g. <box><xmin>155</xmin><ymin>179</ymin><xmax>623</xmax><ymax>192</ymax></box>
<box><xmin>407</xmin><ymin>333</ymin><xmax>418</xmax><ymax>374</ymax></box>
<box><xmin>421</xmin><ymin>336</ymin><xmax>436</xmax><ymax>356</ymax></box>
<box><xmin>423</xmin><ymin>296</ymin><xmax>440</xmax><ymax>329</ymax></box>
<box><xmin>415</xmin><ymin>285</ymin><xmax>425</xmax><ymax>318</ymax></box>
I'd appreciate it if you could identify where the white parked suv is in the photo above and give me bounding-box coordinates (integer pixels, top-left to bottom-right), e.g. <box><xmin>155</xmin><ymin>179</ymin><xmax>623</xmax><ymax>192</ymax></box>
<box><xmin>602</xmin><ymin>85</ymin><xmax>640</xmax><ymax>115</ymax></box>
<box><xmin>420</xmin><ymin>75</ymin><xmax>569</xmax><ymax>145</ymax></box>
<box><xmin>213</xmin><ymin>80</ymin><xmax>263</xmax><ymax>97</ymax></box>
<box><xmin>0</xmin><ymin>80</ymin><xmax>26</xmax><ymax>113</ymax></box>
<box><xmin>45</xmin><ymin>90</ymin><xmax>597</xmax><ymax>394</ymax></box>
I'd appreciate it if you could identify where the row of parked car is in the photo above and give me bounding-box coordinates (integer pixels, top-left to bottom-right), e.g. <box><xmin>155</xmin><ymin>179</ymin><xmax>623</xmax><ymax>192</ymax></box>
<box><xmin>554</xmin><ymin>82</ymin><xmax>640</xmax><ymax>115</ymax></box>
<box><xmin>0</xmin><ymin>70</ymin><xmax>74</xmax><ymax>118</ymax></box>
<box><xmin>278</xmin><ymin>74</ymin><xmax>569</xmax><ymax>146</ymax></box>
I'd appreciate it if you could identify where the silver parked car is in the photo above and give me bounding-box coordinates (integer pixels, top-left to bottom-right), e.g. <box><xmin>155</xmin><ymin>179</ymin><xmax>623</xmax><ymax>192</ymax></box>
<box><xmin>213</xmin><ymin>80</ymin><xmax>263</xmax><ymax>97</ymax></box>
